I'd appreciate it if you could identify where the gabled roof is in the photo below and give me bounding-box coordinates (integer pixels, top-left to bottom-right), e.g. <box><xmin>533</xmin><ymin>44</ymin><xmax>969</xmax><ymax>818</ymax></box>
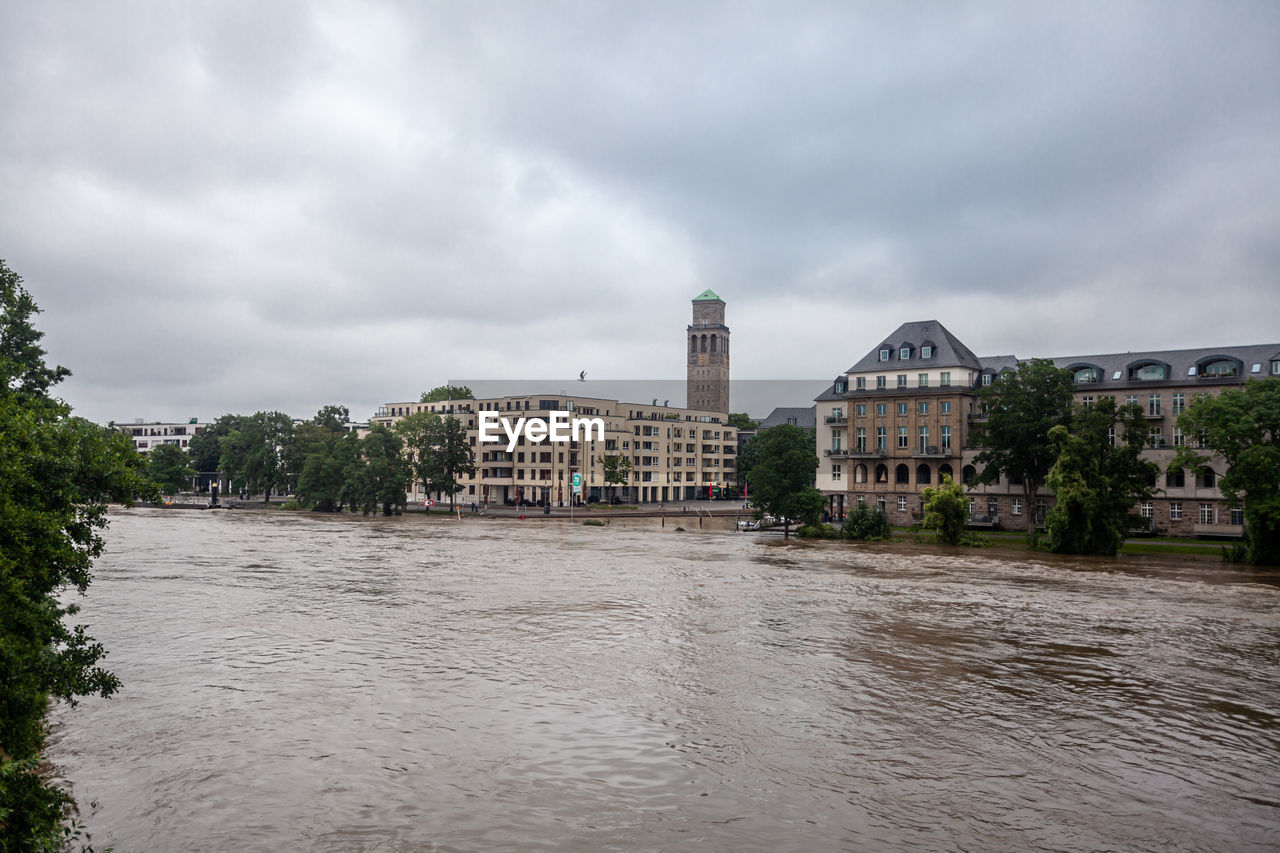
<box><xmin>846</xmin><ymin>320</ymin><xmax>982</xmax><ymax>373</ymax></box>
<box><xmin>758</xmin><ymin>406</ymin><xmax>816</xmax><ymax>429</ymax></box>
<box><xmin>1046</xmin><ymin>343</ymin><xmax>1280</xmax><ymax>385</ymax></box>
<box><xmin>692</xmin><ymin>289</ymin><xmax>723</xmax><ymax>302</ymax></box>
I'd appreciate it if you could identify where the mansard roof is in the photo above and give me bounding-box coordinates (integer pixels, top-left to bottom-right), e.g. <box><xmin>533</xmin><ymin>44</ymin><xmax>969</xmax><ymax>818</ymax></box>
<box><xmin>1046</xmin><ymin>342</ymin><xmax>1280</xmax><ymax>386</ymax></box>
<box><xmin>846</xmin><ymin>320</ymin><xmax>982</xmax><ymax>373</ymax></box>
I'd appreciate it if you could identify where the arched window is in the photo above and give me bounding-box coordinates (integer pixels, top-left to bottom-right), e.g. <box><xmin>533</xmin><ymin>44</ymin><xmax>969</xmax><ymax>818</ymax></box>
<box><xmin>855</xmin><ymin>464</ymin><xmax>867</xmax><ymax>484</ymax></box>
<box><xmin>700</xmin><ymin>335</ymin><xmax>708</xmax><ymax>353</ymax></box>
<box><xmin>939</xmin><ymin>463</ymin><xmax>953</xmax><ymax>482</ymax></box>
<box><xmin>962</xmin><ymin>464</ymin><xmax>977</xmax><ymax>486</ymax></box>
<box><xmin>710</xmin><ymin>334</ymin><xmax>717</xmax><ymax>353</ymax></box>
<box><xmin>917</xmin><ymin>464</ymin><xmax>932</xmax><ymax>485</ymax></box>
<box><xmin>690</xmin><ymin>336</ymin><xmax>697</xmax><ymax>354</ymax></box>
<box><xmin>1127</xmin><ymin>359</ymin><xmax>1170</xmax><ymax>381</ymax></box>
<box><xmin>1067</xmin><ymin>363</ymin><xmax>1102</xmax><ymax>384</ymax></box>
<box><xmin>875</xmin><ymin>464</ymin><xmax>889</xmax><ymax>484</ymax></box>
<box><xmin>895</xmin><ymin>464</ymin><xmax>910</xmax><ymax>484</ymax></box>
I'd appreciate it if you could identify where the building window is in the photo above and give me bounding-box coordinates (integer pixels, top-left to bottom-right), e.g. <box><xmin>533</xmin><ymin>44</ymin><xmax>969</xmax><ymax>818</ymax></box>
<box><xmin>898</xmin><ymin>496</ymin><xmax>908</xmax><ymax>512</ymax></box>
<box><xmin>1272</xmin><ymin>360</ymin><xmax>1280</xmax><ymax>375</ymax></box>
<box><xmin>1126</xmin><ymin>394</ymin><xmax>1139</xmax><ymax>407</ymax></box>
<box><xmin>922</xmin><ymin>345</ymin><xmax>933</xmax><ymax>358</ymax></box>
<box><xmin>982</xmin><ymin>374</ymin><xmax>992</xmax><ymax>386</ymax></box>
<box><xmin>1148</xmin><ymin>428</ymin><xmax>1162</xmax><ymax>448</ymax></box>
<box><xmin>897</xmin><ymin>402</ymin><xmax>908</xmax><ymax>416</ymax></box>
<box><xmin>1140</xmin><ymin>502</ymin><xmax>1153</xmax><ymax>519</ymax></box>
<box><xmin>897</xmin><ymin>374</ymin><xmax>908</xmax><ymax>388</ymax></box>
<box><xmin>1170</xmin><ymin>502</ymin><xmax>1182</xmax><ymax>520</ymax></box>
<box><xmin>940</xmin><ymin>401</ymin><xmax>951</xmax><ymax>415</ymax></box>
<box><xmin>918</xmin><ymin>426</ymin><xmax>929</xmax><ymax>451</ymax></box>
<box><xmin>786</xmin><ymin>417</ymin><xmax>797</xmax><ymax>425</ymax></box>
<box><xmin>918</xmin><ymin>373</ymin><xmax>929</xmax><ymax>387</ymax></box>
<box><xmin>1201</xmin><ymin>468</ymin><xmax>1216</xmax><ymax>488</ymax></box>
<box><xmin>1012</xmin><ymin>498</ymin><xmax>1022</xmax><ymax>516</ymax></box>
<box><xmin>1074</xmin><ymin>367</ymin><xmax>1099</xmax><ymax>383</ymax></box>
<box><xmin>941</xmin><ymin>425</ymin><xmax>951</xmax><ymax>450</ymax></box>
<box><xmin>1172</xmin><ymin>393</ymin><xmax>1185</xmax><ymax>415</ymax></box>
<box><xmin>1173</xmin><ymin>427</ymin><xmax>1184</xmax><ymax>447</ymax></box>
<box><xmin>1231</xmin><ymin>506</ymin><xmax>1243</xmax><ymax>525</ymax></box>
<box><xmin>879</xmin><ymin>348</ymin><xmax>890</xmax><ymax>361</ymax></box>
<box><xmin>1108</xmin><ymin>426</ymin><xmax>1116</xmax><ymax>447</ymax></box>
<box><xmin>856</xmin><ymin>404</ymin><xmax>867</xmax><ymax>416</ymax></box>
<box><xmin>1081</xmin><ymin>395</ymin><xmax>1094</xmax><ymax>407</ymax></box>
<box><xmin>900</xmin><ymin>347</ymin><xmax>911</xmax><ymax>360</ymax></box>
<box><xmin>1167</xmin><ymin>469</ymin><xmax>1185</xmax><ymax>488</ymax></box>
<box><xmin>897</xmin><ymin>426</ymin><xmax>908</xmax><ymax>448</ymax></box>
<box><xmin>832</xmin><ymin>465</ymin><xmax>842</xmax><ymax>481</ymax></box>
<box><xmin>918</xmin><ymin>401</ymin><xmax>930</xmax><ymax>415</ymax></box>
<box><xmin>940</xmin><ymin>371</ymin><xmax>950</xmax><ymax>387</ymax></box>
<box><xmin>877</xmin><ymin>375</ymin><xmax>887</xmax><ymax>389</ymax></box>
<box><xmin>876</xmin><ymin>403</ymin><xmax>887</xmax><ymax>416</ymax></box>
<box><xmin>1148</xmin><ymin>394</ymin><xmax>1161</xmax><ymax>416</ymax></box>
<box><xmin>876</xmin><ymin>427</ymin><xmax>886</xmax><ymax>450</ymax></box>
<box><xmin>1200</xmin><ymin>504</ymin><xmax>1215</xmax><ymax>524</ymax></box>
<box><xmin>856</xmin><ymin>428</ymin><xmax>866</xmax><ymax>452</ymax></box>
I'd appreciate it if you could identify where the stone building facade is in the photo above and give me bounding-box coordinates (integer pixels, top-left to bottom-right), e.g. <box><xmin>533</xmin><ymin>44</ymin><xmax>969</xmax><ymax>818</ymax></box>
<box><xmin>814</xmin><ymin>320</ymin><xmax>1280</xmax><ymax>536</ymax></box>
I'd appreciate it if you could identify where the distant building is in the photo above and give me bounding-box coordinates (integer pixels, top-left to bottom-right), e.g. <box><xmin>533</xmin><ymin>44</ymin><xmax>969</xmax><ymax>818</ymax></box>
<box><xmin>117</xmin><ymin>419</ymin><xmax>208</xmax><ymax>454</ymax></box>
<box><xmin>687</xmin><ymin>289</ymin><xmax>730</xmax><ymax>412</ymax></box>
<box><xmin>814</xmin><ymin>320</ymin><xmax>1280</xmax><ymax>536</ymax></box>
<box><xmin>371</xmin><ymin>394</ymin><xmax>738</xmax><ymax>505</ymax></box>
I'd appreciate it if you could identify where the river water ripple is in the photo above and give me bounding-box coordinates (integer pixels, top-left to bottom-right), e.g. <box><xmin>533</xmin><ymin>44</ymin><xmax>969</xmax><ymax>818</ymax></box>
<box><xmin>48</xmin><ymin>508</ymin><xmax>1280</xmax><ymax>851</ymax></box>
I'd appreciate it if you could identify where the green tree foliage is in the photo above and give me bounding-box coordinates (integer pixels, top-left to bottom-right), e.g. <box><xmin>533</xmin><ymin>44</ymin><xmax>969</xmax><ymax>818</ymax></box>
<box><xmin>922</xmin><ymin>474</ymin><xmax>968</xmax><ymax>545</ymax></box>
<box><xmin>348</xmin><ymin>424</ymin><xmax>409</xmax><ymax>516</ymax></box>
<box><xmin>419</xmin><ymin>385</ymin><xmax>473</xmax><ymax>403</ymax></box>
<box><xmin>842</xmin><ymin>505</ymin><xmax>892</xmax><ymax>540</ymax></box>
<box><xmin>395</xmin><ymin>412</ymin><xmax>476</xmax><ymax>510</ymax></box>
<box><xmin>219</xmin><ymin>411</ymin><xmax>295</xmax><ymax>501</ymax></box>
<box><xmin>0</xmin><ymin>259</ymin><xmax>156</xmax><ymax>850</ymax></box>
<box><xmin>186</xmin><ymin>413</ymin><xmax>246</xmax><ymax>474</ymax></box>
<box><xmin>601</xmin><ymin>454</ymin><xmax>632</xmax><ymax>500</ymax></box>
<box><xmin>726</xmin><ymin>412</ymin><xmax>757</xmax><ymax>431</ymax></box>
<box><xmin>297</xmin><ymin>432</ymin><xmax>360</xmax><ymax>512</ymax></box>
<box><xmin>146</xmin><ymin>443</ymin><xmax>195</xmax><ymax>494</ymax></box>
<box><xmin>311</xmin><ymin>404</ymin><xmax>350</xmax><ymax>432</ymax></box>
<box><xmin>1172</xmin><ymin>380</ymin><xmax>1280</xmax><ymax>565</ymax></box>
<box><xmin>1044</xmin><ymin>398</ymin><xmax>1159</xmax><ymax>556</ymax></box>
<box><xmin>971</xmin><ymin>358</ymin><xmax>1075</xmax><ymax>537</ymax></box>
<box><xmin>743</xmin><ymin>423</ymin><xmax>820</xmax><ymax>538</ymax></box>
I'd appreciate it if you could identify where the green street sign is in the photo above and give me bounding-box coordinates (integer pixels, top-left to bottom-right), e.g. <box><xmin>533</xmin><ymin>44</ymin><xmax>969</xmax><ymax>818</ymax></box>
<box><xmin>571</xmin><ymin>472</ymin><xmax>582</xmax><ymax>493</ymax></box>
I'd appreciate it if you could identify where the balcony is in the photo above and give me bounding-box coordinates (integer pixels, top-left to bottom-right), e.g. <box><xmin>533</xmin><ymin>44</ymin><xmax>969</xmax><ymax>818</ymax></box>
<box><xmin>912</xmin><ymin>445</ymin><xmax>949</xmax><ymax>458</ymax></box>
<box><xmin>824</xmin><ymin>415</ymin><xmax>848</xmax><ymax>425</ymax></box>
<box><xmin>1143</xmin><ymin>410</ymin><xmax>1164</xmax><ymax>420</ymax></box>
<box><xmin>824</xmin><ymin>448</ymin><xmax>849</xmax><ymax>458</ymax></box>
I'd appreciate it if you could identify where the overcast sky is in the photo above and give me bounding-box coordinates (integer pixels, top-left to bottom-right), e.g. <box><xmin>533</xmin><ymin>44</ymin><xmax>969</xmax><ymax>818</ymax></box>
<box><xmin>3</xmin><ymin>1</ymin><xmax>1277</xmax><ymax>423</ymax></box>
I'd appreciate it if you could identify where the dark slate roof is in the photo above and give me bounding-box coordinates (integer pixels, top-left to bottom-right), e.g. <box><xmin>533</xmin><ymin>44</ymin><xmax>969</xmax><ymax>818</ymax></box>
<box><xmin>814</xmin><ymin>379</ymin><xmax>843</xmax><ymax>402</ymax></box>
<box><xmin>977</xmin><ymin>355</ymin><xmax>1020</xmax><ymax>374</ymax></box>
<box><xmin>1046</xmin><ymin>343</ymin><xmax>1280</xmax><ymax>387</ymax></box>
<box><xmin>846</xmin><ymin>320</ymin><xmax>982</xmax><ymax>373</ymax></box>
<box><xmin>758</xmin><ymin>406</ymin><xmax>817</xmax><ymax>429</ymax></box>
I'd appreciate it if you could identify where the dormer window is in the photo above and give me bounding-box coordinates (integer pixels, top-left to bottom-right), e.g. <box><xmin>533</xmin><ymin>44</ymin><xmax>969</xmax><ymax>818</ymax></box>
<box><xmin>1197</xmin><ymin>357</ymin><xmax>1241</xmax><ymax>378</ymax></box>
<box><xmin>982</xmin><ymin>373</ymin><xmax>992</xmax><ymax>387</ymax></box>
<box><xmin>900</xmin><ymin>346</ymin><xmax>912</xmax><ymax>360</ymax></box>
<box><xmin>921</xmin><ymin>345</ymin><xmax>932</xmax><ymax>358</ymax></box>
<box><xmin>1272</xmin><ymin>360</ymin><xmax>1280</xmax><ymax>376</ymax></box>
<box><xmin>1072</xmin><ymin>366</ymin><xmax>1100</xmax><ymax>384</ymax></box>
<box><xmin>1127</xmin><ymin>360</ymin><xmax>1169</xmax><ymax>381</ymax></box>
<box><xmin>879</xmin><ymin>348</ymin><xmax>890</xmax><ymax>362</ymax></box>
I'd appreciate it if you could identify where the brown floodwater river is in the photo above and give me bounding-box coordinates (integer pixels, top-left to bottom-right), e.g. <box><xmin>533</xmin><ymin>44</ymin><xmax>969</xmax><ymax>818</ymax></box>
<box><xmin>48</xmin><ymin>508</ymin><xmax>1280</xmax><ymax>851</ymax></box>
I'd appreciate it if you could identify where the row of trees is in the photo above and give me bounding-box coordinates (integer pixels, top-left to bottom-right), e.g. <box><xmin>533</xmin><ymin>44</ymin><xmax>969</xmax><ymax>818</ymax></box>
<box><xmin>177</xmin><ymin>399</ymin><xmax>477</xmax><ymax>516</ymax></box>
<box><xmin>2</xmin><ymin>260</ymin><xmax>156</xmax><ymax>848</ymax></box>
